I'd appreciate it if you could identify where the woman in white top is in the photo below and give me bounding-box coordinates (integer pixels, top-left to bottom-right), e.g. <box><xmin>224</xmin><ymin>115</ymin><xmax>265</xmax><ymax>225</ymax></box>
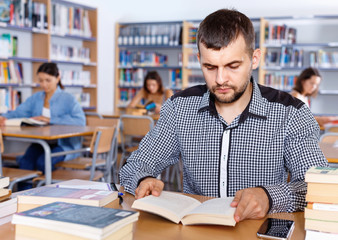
<box><xmin>290</xmin><ymin>67</ymin><xmax>337</xmax><ymax>126</ymax></box>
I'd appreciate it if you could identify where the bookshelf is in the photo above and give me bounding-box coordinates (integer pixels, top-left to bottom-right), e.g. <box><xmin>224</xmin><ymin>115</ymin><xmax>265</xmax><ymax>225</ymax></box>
<box><xmin>114</xmin><ymin>21</ymin><xmax>183</xmax><ymax>111</ymax></box>
<box><xmin>0</xmin><ymin>0</ymin><xmax>97</xmax><ymax>114</ymax></box>
<box><xmin>114</xmin><ymin>19</ymin><xmax>261</xmax><ymax>112</ymax></box>
<box><xmin>259</xmin><ymin>15</ymin><xmax>338</xmax><ymax>114</ymax></box>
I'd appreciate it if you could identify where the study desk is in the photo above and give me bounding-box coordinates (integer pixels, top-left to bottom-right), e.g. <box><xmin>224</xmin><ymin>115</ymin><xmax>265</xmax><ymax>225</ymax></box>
<box><xmin>319</xmin><ymin>142</ymin><xmax>338</xmax><ymax>163</ymax></box>
<box><xmin>1</xmin><ymin>125</ymin><xmax>96</xmax><ymax>185</ymax></box>
<box><xmin>0</xmin><ymin>192</ymin><xmax>306</xmax><ymax>240</ymax></box>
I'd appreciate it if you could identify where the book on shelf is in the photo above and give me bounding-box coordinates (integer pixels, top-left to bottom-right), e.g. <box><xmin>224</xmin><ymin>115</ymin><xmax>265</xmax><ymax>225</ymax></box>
<box><xmin>0</xmin><ymin>176</ymin><xmax>9</xmax><ymax>189</ymax></box>
<box><xmin>4</xmin><ymin>117</ymin><xmax>48</xmax><ymax>127</ymax></box>
<box><xmin>16</xmin><ymin>186</ymin><xmax>118</xmax><ymax>212</ymax></box>
<box><xmin>131</xmin><ymin>191</ymin><xmax>236</xmax><ymax>226</ymax></box>
<box><xmin>12</xmin><ymin>201</ymin><xmax>139</xmax><ymax>240</ymax></box>
<box><xmin>305</xmin><ymin>229</ymin><xmax>338</xmax><ymax>240</ymax></box>
<box><xmin>0</xmin><ymin>0</ymin><xmax>10</xmax><ymax>23</ymax></box>
<box><xmin>305</xmin><ymin>166</ymin><xmax>338</xmax><ymax>184</ymax></box>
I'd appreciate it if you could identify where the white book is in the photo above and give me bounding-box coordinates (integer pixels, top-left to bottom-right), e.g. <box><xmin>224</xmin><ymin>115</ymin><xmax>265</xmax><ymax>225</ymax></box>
<box><xmin>4</xmin><ymin>118</ymin><xmax>48</xmax><ymax>127</ymax></box>
<box><xmin>132</xmin><ymin>191</ymin><xmax>236</xmax><ymax>226</ymax></box>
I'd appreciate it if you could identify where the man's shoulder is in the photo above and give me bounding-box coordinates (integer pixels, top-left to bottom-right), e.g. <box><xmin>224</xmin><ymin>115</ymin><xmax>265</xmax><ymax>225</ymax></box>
<box><xmin>258</xmin><ymin>84</ymin><xmax>304</xmax><ymax>110</ymax></box>
<box><xmin>170</xmin><ymin>84</ymin><xmax>207</xmax><ymax>101</ymax></box>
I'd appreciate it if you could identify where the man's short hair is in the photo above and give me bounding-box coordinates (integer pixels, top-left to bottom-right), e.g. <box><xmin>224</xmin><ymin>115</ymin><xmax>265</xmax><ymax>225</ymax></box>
<box><xmin>197</xmin><ymin>9</ymin><xmax>255</xmax><ymax>56</ymax></box>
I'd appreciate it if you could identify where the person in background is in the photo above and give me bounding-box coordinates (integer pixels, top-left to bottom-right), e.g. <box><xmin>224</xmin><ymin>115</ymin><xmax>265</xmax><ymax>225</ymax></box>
<box><xmin>0</xmin><ymin>62</ymin><xmax>85</xmax><ymax>173</ymax></box>
<box><xmin>120</xmin><ymin>9</ymin><xmax>327</xmax><ymax>223</ymax></box>
<box><xmin>291</xmin><ymin>67</ymin><xmax>338</xmax><ymax>127</ymax></box>
<box><xmin>128</xmin><ymin>71</ymin><xmax>173</xmax><ymax>113</ymax></box>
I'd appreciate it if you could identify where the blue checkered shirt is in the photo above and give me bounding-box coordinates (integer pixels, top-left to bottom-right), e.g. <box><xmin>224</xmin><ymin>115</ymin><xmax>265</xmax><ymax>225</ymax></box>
<box><xmin>119</xmin><ymin>79</ymin><xmax>328</xmax><ymax>213</ymax></box>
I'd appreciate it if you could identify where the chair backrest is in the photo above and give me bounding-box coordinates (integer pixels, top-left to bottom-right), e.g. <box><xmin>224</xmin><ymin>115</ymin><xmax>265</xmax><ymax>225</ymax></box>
<box><xmin>325</xmin><ymin>125</ymin><xmax>338</xmax><ymax>133</ymax></box>
<box><xmin>320</xmin><ymin>132</ymin><xmax>338</xmax><ymax>144</ymax></box>
<box><xmin>85</xmin><ymin>112</ymin><xmax>103</xmax><ymax>119</ymax></box>
<box><xmin>0</xmin><ymin>130</ymin><xmax>3</xmax><ymax>154</ymax></box>
<box><xmin>90</xmin><ymin>127</ymin><xmax>116</xmax><ymax>154</ymax></box>
<box><xmin>120</xmin><ymin>114</ymin><xmax>154</xmax><ymax>137</ymax></box>
<box><xmin>0</xmin><ymin>130</ymin><xmax>3</xmax><ymax>176</ymax></box>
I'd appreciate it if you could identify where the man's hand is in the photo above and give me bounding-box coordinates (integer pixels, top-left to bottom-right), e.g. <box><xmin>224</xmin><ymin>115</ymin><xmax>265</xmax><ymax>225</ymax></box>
<box><xmin>135</xmin><ymin>177</ymin><xmax>164</xmax><ymax>199</ymax></box>
<box><xmin>230</xmin><ymin>187</ymin><xmax>270</xmax><ymax>222</ymax></box>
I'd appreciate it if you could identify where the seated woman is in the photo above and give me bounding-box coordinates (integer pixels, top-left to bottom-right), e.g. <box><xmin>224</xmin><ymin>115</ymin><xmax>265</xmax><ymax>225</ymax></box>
<box><xmin>0</xmin><ymin>62</ymin><xmax>85</xmax><ymax>173</ymax></box>
<box><xmin>290</xmin><ymin>67</ymin><xmax>338</xmax><ymax>127</ymax></box>
<box><xmin>128</xmin><ymin>71</ymin><xmax>173</xmax><ymax>114</ymax></box>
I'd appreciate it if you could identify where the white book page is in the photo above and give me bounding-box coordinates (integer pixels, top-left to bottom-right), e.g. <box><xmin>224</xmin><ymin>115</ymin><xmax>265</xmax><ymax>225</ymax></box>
<box><xmin>132</xmin><ymin>191</ymin><xmax>201</xmax><ymax>223</ymax></box>
<box><xmin>186</xmin><ymin>197</ymin><xmax>235</xmax><ymax>217</ymax></box>
<box><xmin>55</xmin><ymin>179</ymin><xmax>112</xmax><ymax>191</ymax></box>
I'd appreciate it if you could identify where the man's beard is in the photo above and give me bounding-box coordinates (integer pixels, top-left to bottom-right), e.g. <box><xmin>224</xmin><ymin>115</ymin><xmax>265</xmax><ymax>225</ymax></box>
<box><xmin>209</xmin><ymin>72</ymin><xmax>251</xmax><ymax>104</ymax></box>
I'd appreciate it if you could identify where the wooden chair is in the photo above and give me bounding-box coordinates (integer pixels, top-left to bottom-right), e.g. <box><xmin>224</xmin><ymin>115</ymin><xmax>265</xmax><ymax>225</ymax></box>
<box><xmin>325</xmin><ymin>125</ymin><xmax>338</xmax><ymax>133</ymax></box>
<box><xmin>34</xmin><ymin>126</ymin><xmax>117</xmax><ymax>186</ymax></box>
<box><xmin>0</xmin><ymin>130</ymin><xmax>42</xmax><ymax>191</ymax></box>
<box><xmin>320</xmin><ymin>132</ymin><xmax>338</xmax><ymax>144</ymax></box>
<box><xmin>56</xmin><ymin>118</ymin><xmax>120</xmax><ymax>183</ymax></box>
<box><xmin>119</xmin><ymin>114</ymin><xmax>154</xmax><ymax>171</ymax></box>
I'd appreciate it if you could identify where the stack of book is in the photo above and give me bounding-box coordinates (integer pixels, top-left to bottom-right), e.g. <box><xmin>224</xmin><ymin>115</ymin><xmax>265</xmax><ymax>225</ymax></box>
<box><xmin>11</xmin><ymin>179</ymin><xmax>138</xmax><ymax>239</ymax></box>
<box><xmin>304</xmin><ymin>166</ymin><xmax>338</xmax><ymax>239</ymax></box>
<box><xmin>0</xmin><ymin>176</ymin><xmax>17</xmax><ymax>225</ymax></box>
<box><xmin>12</xmin><ymin>201</ymin><xmax>138</xmax><ymax>240</ymax></box>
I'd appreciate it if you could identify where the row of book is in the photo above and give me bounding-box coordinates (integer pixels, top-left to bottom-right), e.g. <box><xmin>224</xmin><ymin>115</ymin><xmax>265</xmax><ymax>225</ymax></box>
<box><xmin>187</xmin><ymin>25</ymin><xmax>198</xmax><ymax>45</ymax></box>
<box><xmin>314</xmin><ymin>50</ymin><xmax>338</xmax><ymax>68</ymax></box>
<box><xmin>264</xmin><ymin>23</ymin><xmax>297</xmax><ymax>45</ymax></box>
<box><xmin>60</xmin><ymin>70</ymin><xmax>91</xmax><ymax>86</ymax></box>
<box><xmin>119</xmin><ymin>88</ymin><xmax>137</xmax><ymax>107</ymax></box>
<box><xmin>51</xmin><ymin>44</ymin><xmax>91</xmax><ymax>63</ymax></box>
<box><xmin>119</xmin><ymin>50</ymin><xmax>168</xmax><ymax>67</ymax></box>
<box><xmin>0</xmin><ymin>87</ymin><xmax>21</xmax><ymax>113</ymax></box>
<box><xmin>118</xmin><ymin>23</ymin><xmax>182</xmax><ymax>46</ymax></box>
<box><xmin>0</xmin><ymin>33</ymin><xmax>18</xmax><ymax>58</ymax></box>
<box><xmin>0</xmin><ymin>176</ymin><xmax>16</xmax><ymax>226</ymax></box>
<box><xmin>188</xmin><ymin>74</ymin><xmax>205</xmax><ymax>87</ymax></box>
<box><xmin>265</xmin><ymin>47</ymin><xmax>304</xmax><ymax>68</ymax></box>
<box><xmin>0</xmin><ymin>61</ymin><xmax>23</xmax><ymax>84</ymax></box>
<box><xmin>74</xmin><ymin>92</ymin><xmax>91</xmax><ymax>108</ymax></box>
<box><xmin>304</xmin><ymin>167</ymin><xmax>338</xmax><ymax>239</ymax></box>
<box><xmin>0</xmin><ymin>0</ymin><xmax>34</xmax><ymax>28</ymax></box>
<box><xmin>1</xmin><ymin>179</ymin><xmax>139</xmax><ymax>239</ymax></box>
<box><xmin>118</xmin><ymin>68</ymin><xmax>182</xmax><ymax>88</ymax></box>
<box><xmin>264</xmin><ymin>73</ymin><xmax>297</xmax><ymax>91</ymax></box>
<box><xmin>51</xmin><ymin>2</ymin><xmax>92</xmax><ymax>37</ymax></box>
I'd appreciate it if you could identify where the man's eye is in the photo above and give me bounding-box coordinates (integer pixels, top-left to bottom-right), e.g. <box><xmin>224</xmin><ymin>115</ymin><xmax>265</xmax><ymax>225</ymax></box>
<box><xmin>206</xmin><ymin>66</ymin><xmax>215</xmax><ymax>70</ymax></box>
<box><xmin>229</xmin><ymin>65</ymin><xmax>239</xmax><ymax>69</ymax></box>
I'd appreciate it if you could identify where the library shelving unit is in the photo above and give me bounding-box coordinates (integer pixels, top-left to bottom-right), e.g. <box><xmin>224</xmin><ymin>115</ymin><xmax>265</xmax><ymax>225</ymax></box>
<box><xmin>0</xmin><ymin>0</ymin><xmax>97</xmax><ymax>114</ymax></box>
<box><xmin>114</xmin><ymin>18</ymin><xmax>262</xmax><ymax>112</ymax></box>
<box><xmin>259</xmin><ymin>15</ymin><xmax>338</xmax><ymax>114</ymax></box>
<box><xmin>115</xmin><ymin>21</ymin><xmax>184</xmax><ymax>112</ymax></box>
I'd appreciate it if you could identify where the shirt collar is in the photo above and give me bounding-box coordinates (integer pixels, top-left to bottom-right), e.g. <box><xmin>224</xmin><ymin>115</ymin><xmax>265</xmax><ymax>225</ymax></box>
<box><xmin>198</xmin><ymin>77</ymin><xmax>268</xmax><ymax>122</ymax></box>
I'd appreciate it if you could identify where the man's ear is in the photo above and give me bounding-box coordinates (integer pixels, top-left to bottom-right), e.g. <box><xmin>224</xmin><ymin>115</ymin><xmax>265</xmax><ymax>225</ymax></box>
<box><xmin>252</xmin><ymin>48</ymin><xmax>261</xmax><ymax>70</ymax></box>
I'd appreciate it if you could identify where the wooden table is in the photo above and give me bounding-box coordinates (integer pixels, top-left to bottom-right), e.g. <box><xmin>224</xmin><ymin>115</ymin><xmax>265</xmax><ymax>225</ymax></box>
<box><xmin>1</xmin><ymin>125</ymin><xmax>96</xmax><ymax>185</ymax></box>
<box><xmin>0</xmin><ymin>192</ymin><xmax>306</xmax><ymax>240</ymax></box>
<box><xmin>319</xmin><ymin>142</ymin><xmax>338</xmax><ymax>163</ymax></box>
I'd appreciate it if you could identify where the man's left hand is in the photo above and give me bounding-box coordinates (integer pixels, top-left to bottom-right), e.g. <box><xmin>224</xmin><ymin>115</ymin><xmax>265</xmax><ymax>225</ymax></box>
<box><xmin>230</xmin><ymin>187</ymin><xmax>270</xmax><ymax>222</ymax></box>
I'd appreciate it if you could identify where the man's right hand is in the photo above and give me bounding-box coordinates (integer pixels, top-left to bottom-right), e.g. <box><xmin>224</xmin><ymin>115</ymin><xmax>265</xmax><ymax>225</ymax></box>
<box><xmin>135</xmin><ymin>177</ymin><xmax>164</xmax><ymax>199</ymax></box>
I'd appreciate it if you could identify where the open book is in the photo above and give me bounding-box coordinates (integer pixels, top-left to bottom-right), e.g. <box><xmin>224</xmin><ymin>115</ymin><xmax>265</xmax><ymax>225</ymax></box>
<box><xmin>131</xmin><ymin>191</ymin><xmax>236</xmax><ymax>226</ymax></box>
<box><xmin>5</xmin><ymin>118</ymin><xmax>48</xmax><ymax>126</ymax></box>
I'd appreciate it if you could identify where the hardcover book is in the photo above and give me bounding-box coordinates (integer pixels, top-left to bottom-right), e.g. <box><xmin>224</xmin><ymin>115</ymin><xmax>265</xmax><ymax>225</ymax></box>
<box><xmin>12</xmin><ymin>202</ymin><xmax>139</xmax><ymax>240</ymax></box>
<box><xmin>16</xmin><ymin>186</ymin><xmax>117</xmax><ymax>212</ymax></box>
<box><xmin>132</xmin><ymin>191</ymin><xmax>236</xmax><ymax>226</ymax></box>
